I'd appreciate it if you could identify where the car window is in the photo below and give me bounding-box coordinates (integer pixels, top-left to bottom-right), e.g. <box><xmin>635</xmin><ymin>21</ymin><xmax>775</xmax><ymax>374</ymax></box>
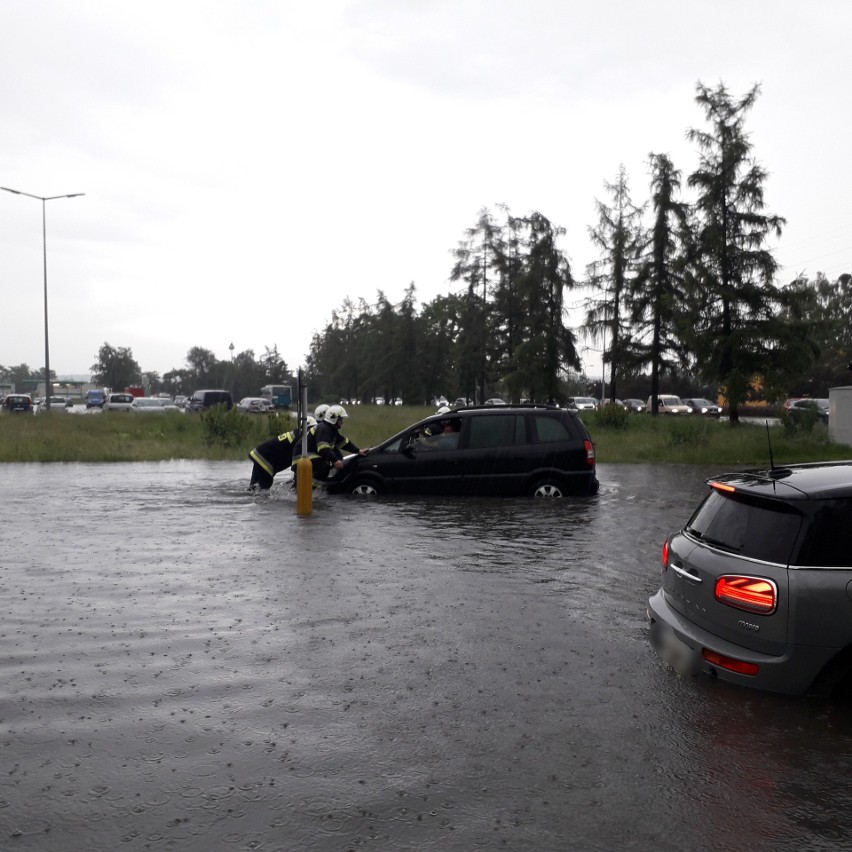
<box><xmin>686</xmin><ymin>490</ymin><xmax>802</xmax><ymax>564</ymax></box>
<box><xmin>795</xmin><ymin>499</ymin><xmax>852</xmax><ymax>567</ymax></box>
<box><xmin>380</xmin><ymin>437</ymin><xmax>404</xmax><ymax>454</ymax></box>
<box><xmin>467</xmin><ymin>414</ymin><xmax>522</xmax><ymax>450</ymax></box>
<box><xmin>533</xmin><ymin>414</ymin><xmax>574</xmax><ymax>443</ymax></box>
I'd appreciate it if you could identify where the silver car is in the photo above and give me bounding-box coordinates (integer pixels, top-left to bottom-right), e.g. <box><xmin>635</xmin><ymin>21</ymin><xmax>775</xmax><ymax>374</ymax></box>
<box><xmin>648</xmin><ymin>462</ymin><xmax>852</xmax><ymax>695</ymax></box>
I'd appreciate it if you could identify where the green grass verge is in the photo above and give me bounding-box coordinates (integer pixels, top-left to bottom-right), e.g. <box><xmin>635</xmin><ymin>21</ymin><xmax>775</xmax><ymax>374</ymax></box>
<box><xmin>0</xmin><ymin>406</ymin><xmax>849</xmax><ymax>466</ymax></box>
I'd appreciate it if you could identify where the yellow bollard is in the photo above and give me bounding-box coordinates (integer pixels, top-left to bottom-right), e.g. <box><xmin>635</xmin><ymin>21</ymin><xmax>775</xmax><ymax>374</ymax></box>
<box><xmin>296</xmin><ymin>456</ymin><xmax>313</xmax><ymax>516</ymax></box>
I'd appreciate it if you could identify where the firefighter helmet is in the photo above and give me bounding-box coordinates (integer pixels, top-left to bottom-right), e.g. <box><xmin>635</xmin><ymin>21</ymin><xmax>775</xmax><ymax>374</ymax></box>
<box><xmin>314</xmin><ymin>404</ymin><xmax>329</xmax><ymax>422</ymax></box>
<box><xmin>325</xmin><ymin>404</ymin><xmax>348</xmax><ymax>425</ymax></box>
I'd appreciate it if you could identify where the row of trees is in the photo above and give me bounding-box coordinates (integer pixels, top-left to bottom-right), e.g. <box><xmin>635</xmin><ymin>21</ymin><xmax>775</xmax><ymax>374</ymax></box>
<box><xmin>305</xmin><ymin>81</ymin><xmax>850</xmax><ymax>420</ymax></box>
<box><xmin>4</xmin><ymin>82</ymin><xmax>848</xmax><ymax>416</ymax></box>
<box><xmin>89</xmin><ymin>343</ymin><xmax>294</xmax><ymax>403</ymax></box>
<box><xmin>0</xmin><ymin>343</ymin><xmax>294</xmax><ymax>404</ymax></box>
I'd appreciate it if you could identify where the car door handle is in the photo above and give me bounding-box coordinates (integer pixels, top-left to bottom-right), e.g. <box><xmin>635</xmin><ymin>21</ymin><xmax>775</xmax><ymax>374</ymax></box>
<box><xmin>671</xmin><ymin>563</ymin><xmax>702</xmax><ymax>583</ymax></box>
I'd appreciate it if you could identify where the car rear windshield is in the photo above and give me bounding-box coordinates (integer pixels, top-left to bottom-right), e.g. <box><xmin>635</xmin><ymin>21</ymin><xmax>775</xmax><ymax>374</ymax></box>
<box><xmin>685</xmin><ymin>490</ymin><xmax>803</xmax><ymax>565</ymax></box>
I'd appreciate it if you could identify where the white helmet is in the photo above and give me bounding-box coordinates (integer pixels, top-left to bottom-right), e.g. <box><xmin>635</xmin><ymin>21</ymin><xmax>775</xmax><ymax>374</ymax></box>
<box><xmin>314</xmin><ymin>403</ymin><xmax>329</xmax><ymax>422</ymax></box>
<box><xmin>305</xmin><ymin>415</ymin><xmax>317</xmax><ymax>428</ymax></box>
<box><xmin>324</xmin><ymin>404</ymin><xmax>348</xmax><ymax>425</ymax></box>
<box><xmin>436</xmin><ymin>405</ymin><xmax>451</xmax><ymax>415</ymax></box>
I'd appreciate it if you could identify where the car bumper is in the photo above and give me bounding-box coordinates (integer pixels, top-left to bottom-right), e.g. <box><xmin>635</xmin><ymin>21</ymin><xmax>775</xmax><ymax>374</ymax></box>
<box><xmin>647</xmin><ymin>588</ymin><xmax>836</xmax><ymax>695</ymax></box>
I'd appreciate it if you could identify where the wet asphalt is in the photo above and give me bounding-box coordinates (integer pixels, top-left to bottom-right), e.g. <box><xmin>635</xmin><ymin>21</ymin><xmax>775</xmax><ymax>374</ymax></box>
<box><xmin>2</xmin><ymin>460</ymin><xmax>852</xmax><ymax>851</ymax></box>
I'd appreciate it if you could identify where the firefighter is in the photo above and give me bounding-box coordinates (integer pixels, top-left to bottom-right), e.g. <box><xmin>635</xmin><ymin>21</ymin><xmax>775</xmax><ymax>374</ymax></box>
<box><xmin>292</xmin><ymin>404</ymin><xmax>367</xmax><ymax>487</ymax></box>
<box><xmin>247</xmin><ymin>415</ymin><xmax>316</xmax><ymax>491</ymax></box>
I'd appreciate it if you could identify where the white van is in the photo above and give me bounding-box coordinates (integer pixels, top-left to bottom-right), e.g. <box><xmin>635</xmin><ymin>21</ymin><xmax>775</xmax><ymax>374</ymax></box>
<box><xmin>646</xmin><ymin>395</ymin><xmax>692</xmax><ymax>414</ymax></box>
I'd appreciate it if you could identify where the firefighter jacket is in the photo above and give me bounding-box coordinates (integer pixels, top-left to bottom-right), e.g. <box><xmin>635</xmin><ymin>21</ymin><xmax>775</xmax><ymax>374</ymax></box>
<box><xmin>314</xmin><ymin>421</ymin><xmax>362</xmax><ymax>463</ymax></box>
<box><xmin>249</xmin><ymin>429</ymin><xmax>300</xmax><ymax>477</ymax></box>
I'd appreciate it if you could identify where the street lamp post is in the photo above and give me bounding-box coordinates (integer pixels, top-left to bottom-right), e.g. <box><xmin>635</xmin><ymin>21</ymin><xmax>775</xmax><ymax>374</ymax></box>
<box><xmin>229</xmin><ymin>342</ymin><xmax>235</xmax><ymax>396</ymax></box>
<box><xmin>1</xmin><ymin>186</ymin><xmax>84</xmax><ymax>412</ymax></box>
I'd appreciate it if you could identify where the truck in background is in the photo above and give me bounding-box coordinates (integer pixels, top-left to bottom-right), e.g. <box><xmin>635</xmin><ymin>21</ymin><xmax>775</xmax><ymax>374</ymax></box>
<box><xmin>260</xmin><ymin>384</ymin><xmax>292</xmax><ymax>410</ymax></box>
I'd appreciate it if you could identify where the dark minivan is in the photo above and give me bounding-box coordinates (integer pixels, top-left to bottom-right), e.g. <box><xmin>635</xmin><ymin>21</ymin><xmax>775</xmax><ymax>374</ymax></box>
<box><xmin>325</xmin><ymin>404</ymin><xmax>598</xmax><ymax>497</ymax></box>
<box><xmin>188</xmin><ymin>390</ymin><xmax>234</xmax><ymax>412</ymax></box>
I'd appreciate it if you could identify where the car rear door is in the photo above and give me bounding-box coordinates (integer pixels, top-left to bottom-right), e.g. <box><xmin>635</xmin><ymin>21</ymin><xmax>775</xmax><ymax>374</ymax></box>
<box><xmin>663</xmin><ymin>490</ymin><xmax>800</xmax><ymax>655</ymax></box>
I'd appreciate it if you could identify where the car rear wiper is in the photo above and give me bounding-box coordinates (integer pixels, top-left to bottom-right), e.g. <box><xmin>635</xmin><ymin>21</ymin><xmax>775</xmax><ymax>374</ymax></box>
<box><xmin>689</xmin><ymin>529</ymin><xmax>741</xmax><ymax>553</ymax></box>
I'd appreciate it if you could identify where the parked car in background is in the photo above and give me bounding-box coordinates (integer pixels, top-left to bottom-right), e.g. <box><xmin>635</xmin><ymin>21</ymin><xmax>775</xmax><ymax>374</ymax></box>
<box><xmin>326</xmin><ymin>403</ymin><xmax>598</xmax><ymax>498</ymax></box>
<box><xmin>567</xmin><ymin>397</ymin><xmax>598</xmax><ymax>411</ymax></box>
<box><xmin>682</xmin><ymin>397</ymin><xmax>723</xmax><ymax>417</ymax></box>
<box><xmin>647</xmin><ymin>395</ymin><xmax>692</xmax><ymax>414</ymax></box>
<box><xmin>133</xmin><ymin>397</ymin><xmax>178</xmax><ymax>413</ymax></box>
<box><xmin>452</xmin><ymin>398</ymin><xmax>471</xmax><ymax>408</ymax></box>
<box><xmin>622</xmin><ymin>398</ymin><xmax>645</xmax><ymax>413</ymax></box>
<box><xmin>237</xmin><ymin>397</ymin><xmax>275</xmax><ymax>414</ymax></box>
<box><xmin>484</xmin><ymin>398</ymin><xmax>507</xmax><ymax>406</ymax></box>
<box><xmin>36</xmin><ymin>397</ymin><xmax>69</xmax><ymax>414</ymax></box>
<box><xmin>1</xmin><ymin>394</ymin><xmax>34</xmax><ymax>414</ymax></box>
<box><xmin>649</xmin><ymin>462</ymin><xmax>852</xmax><ymax>696</ymax></box>
<box><xmin>103</xmin><ymin>392</ymin><xmax>135</xmax><ymax>412</ymax></box>
<box><xmin>187</xmin><ymin>390</ymin><xmax>233</xmax><ymax>412</ymax></box>
<box><xmin>788</xmin><ymin>397</ymin><xmax>829</xmax><ymax>423</ymax></box>
<box><xmin>599</xmin><ymin>398</ymin><xmax>626</xmax><ymax>410</ymax></box>
<box><xmin>85</xmin><ymin>389</ymin><xmax>107</xmax><ymax>409</ymax></box>
<box><xmin>174</xmin><ymin>395</ymin><xmax>189</xmax><ymax>410</ymax></box>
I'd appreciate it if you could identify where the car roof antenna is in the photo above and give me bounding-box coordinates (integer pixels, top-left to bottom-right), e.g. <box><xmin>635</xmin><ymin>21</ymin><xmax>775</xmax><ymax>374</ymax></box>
<box><xmin>766</xmin><ymin>420</ymin><xmax>776</xmax><ymax>471</ymax></box>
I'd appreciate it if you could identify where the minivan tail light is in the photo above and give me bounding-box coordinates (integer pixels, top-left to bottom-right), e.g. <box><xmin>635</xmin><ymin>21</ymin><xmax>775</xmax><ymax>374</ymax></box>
<box><xmin>661</xmin><ymin>538</ymin><xmax>670</xmax><ymax>570</ymax></box>
<box><xmin>584</xmin><ymin>440</ymin><xmax>595</xmax><ymax>465</ymax></box>
<box><xmin>714</xmin><ymin>575</ymin><xmax>777</xmax><ymax>615</ymax></box>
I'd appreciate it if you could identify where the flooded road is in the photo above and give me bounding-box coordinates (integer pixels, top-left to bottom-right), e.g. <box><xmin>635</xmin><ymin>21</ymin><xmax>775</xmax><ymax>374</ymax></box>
<box><xmin>2</xmin><ymin>461</ymin><xmax>852</xmax><ymax>851</ymax></box>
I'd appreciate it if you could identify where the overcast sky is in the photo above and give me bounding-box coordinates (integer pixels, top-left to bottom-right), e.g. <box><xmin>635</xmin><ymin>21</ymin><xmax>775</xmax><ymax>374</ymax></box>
<box><xmin>2</xmin><ymin>1</ymin><xmax>850</xmax><ymax>381</ymax></box>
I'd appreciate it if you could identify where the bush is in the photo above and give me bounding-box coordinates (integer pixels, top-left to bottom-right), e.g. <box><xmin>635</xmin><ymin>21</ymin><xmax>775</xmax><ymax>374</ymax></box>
<box><xmin>781</xmin><ymin>407</ymin><xmax>819</xmax><ymax>435</ymax></box>
<box><xmin>595</xmin><ymin>403</ymin><xmax>630</xmax><ymax>430</ymax></box>
<box><xmin>266</xmin><ymin>411</ymin><xmax>295</xmax><ymax>437</ymax></box>
<box><xmin>200</xmin><ymin>405</ymin><xmax>253</xmax><ymax>447</ymax></box>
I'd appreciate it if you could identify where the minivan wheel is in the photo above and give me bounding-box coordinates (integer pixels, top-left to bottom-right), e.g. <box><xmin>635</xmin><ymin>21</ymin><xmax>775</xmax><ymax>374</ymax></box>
<box><xmin>531</xmin><ymin>480</ymin><xmax>564</xmax><ymax>498</ymax></box>
<box><xmin>350</xmin><ymin>478</ymin><xmax>381</xmax><ymax>496</ymax></box>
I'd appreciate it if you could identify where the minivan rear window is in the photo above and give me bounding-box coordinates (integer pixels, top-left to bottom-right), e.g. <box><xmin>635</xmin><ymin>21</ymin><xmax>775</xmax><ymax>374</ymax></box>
<box><xmin>533</xmin><ymin>414</ymin><xmax>575</xmax><ymax>443</ymax></box>
<box><xmin>686</xmin><ymin>490</ymin><xmax>802</xmax><ymax>565</ymax></box>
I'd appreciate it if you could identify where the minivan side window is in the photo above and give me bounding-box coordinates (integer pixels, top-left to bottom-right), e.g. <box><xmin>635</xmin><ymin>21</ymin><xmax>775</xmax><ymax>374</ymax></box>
<box><xmin>533</xmin><ymin>414</ymin><xmax>574</xmax><ymax>443</ymax></box>
<box><xmin>467</xmin><ymin>415</ymin><xmax>523</xmax><ymax>450</ymax></box>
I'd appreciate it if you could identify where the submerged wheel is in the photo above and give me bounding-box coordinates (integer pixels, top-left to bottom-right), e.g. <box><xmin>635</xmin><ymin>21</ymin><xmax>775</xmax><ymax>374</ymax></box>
<box><xmin>350</xmin><ymin>478</ymin><xmax>381</xmax><ymax>496</ymax></box>
<box><xmin>531</xmin><ymin>480</ymin><xmax>565</xmax><ymax>498</ymax></box>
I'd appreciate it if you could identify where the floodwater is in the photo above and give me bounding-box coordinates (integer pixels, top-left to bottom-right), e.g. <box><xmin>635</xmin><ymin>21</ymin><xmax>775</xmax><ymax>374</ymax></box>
<box><xmin>2</xmin><ymin>461</ymin><xmax>852</xmax><ymax>852</ymax></box>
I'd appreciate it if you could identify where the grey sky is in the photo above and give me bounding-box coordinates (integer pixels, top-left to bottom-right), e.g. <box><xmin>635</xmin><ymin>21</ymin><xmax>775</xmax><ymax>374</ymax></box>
<box><xmin>1</xmin><ymin>0</ymin><xmax>850</xmax><ymax>379</ymax></box>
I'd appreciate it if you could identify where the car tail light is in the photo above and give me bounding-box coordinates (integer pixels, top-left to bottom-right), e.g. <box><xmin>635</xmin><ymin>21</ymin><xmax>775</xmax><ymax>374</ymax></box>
<box><xmin>714</xmin><ymin>575</ymin><xmax>777</xmax><ymax>615</ymax></box>
<box><xmin>661</xmin><ymin>538</ymin><xmax>670</xmax><ymax>570</ymax></box>
<box><xmin>584</xmin><ymin>440</ymin><xmax>595</xmax><ymax>465</ymax></box>
<box><xmin>701</xmin><ymin>649</ymin><xmax>759</xmax><ymax>677</ymax></box>
<box><xmin>709</xmin><ymin>480</ymin><xmax>736</xmax><ymax>493</ymax></box>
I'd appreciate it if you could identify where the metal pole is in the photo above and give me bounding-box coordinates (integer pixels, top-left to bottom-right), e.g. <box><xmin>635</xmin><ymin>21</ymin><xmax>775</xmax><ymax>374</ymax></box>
<box><xmin>1</xmin><ymin>187</ymin><xmax>84</xmax><ymax>413</ymax></box>
<box><xmin>42</xmin><ymin>199</ymin><xmax>51</xmax><ymax>409</ymax></box>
